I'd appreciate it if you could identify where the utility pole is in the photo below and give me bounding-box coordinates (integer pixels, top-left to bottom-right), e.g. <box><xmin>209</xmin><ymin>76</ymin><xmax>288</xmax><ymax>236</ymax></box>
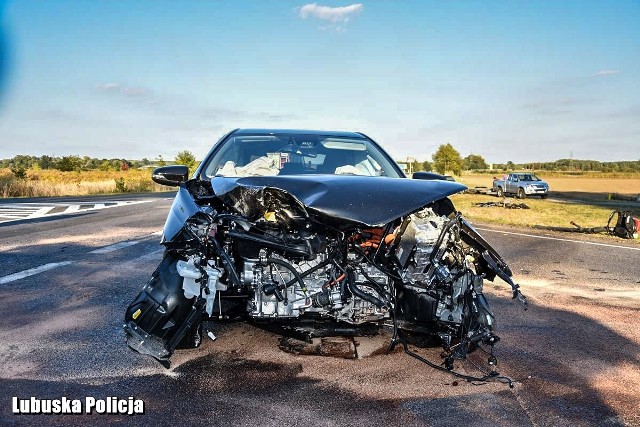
<box><xmin>406</xmin><ymin>156</ymin><xmax>416</xmax><ymax>174</ymax></box>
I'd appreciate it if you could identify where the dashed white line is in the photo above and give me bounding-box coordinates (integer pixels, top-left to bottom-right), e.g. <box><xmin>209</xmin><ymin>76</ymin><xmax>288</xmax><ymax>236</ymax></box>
<box><xmin>1</xmin><ymin>234</ymin><xmax>164</xmax><ymax>284</ymax></box>
<box><xmin>0</xmin><ymin>261</ymin><xmax>74</xmax><ymax>285</ymax></box>
<box><xmin>89</xmin><ymin>240</ymin><xmax>141</xmax><ymax>254</ymax></box>
<box><xmin>476</xmin><ymin>227</ymin><xmax>640</xmax><ymax>252</ymax></box>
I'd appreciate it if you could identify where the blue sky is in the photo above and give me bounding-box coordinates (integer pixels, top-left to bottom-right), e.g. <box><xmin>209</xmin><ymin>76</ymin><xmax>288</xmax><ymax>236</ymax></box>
<box><xmin>0</xmin><ymin>1</ymin><xmax>638</xmax><ymax>163</ymax></box>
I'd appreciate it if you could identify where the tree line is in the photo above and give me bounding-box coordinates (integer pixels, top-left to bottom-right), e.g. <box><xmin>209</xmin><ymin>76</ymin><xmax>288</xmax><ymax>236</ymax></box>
<box><xmin>401</xmin><ymin>144</ymin><xmax>640</xmax><ymax>175</ymax></box>
<box><xmin>0</xmin><ymin>151</ymin><xmax>198</xmax><ymax>179</ymax></box>
<box><xmin>2</xmin><ymin>146</ymin><xmax>639</xmax><ymax>179</ymax></box>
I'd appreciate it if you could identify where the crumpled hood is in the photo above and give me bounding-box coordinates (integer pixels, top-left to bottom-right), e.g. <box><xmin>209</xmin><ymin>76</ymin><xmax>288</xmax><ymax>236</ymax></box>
<box><xmin>210</xmin><ymin>175</ymin><xmax>467</xmax><ymax>226</ymax></box>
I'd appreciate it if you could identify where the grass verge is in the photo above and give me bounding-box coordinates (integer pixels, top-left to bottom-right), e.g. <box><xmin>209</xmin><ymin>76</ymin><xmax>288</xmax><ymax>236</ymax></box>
<box><xmin>451</xmin><ymin>193</ymin><xmax>640</xmax><ymax>243</ymax></box>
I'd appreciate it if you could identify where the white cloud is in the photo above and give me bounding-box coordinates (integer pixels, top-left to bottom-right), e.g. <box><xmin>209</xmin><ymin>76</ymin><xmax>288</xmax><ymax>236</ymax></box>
<box><xmin>593</xmin><ymin>70</ymin><xmax>620</xmax><ymax>77</ymax></box>
<box><xmin>96</xmin><ymin>82</ymin><xmax>120</xmax><ymax>91</ymax></box>
<box><xmin>121</xmin><ymin>87</ymin><xmax>149</xmax><ymax>97</ymax></box>
<box><xmin>96</xmin><ymin>82</ymin><xmax>155</xmax><ymax>104</ymax></box>
<box><xmin>298</xmin><ymin>3</ymin><xmax>363</xmax><ymax>27</ymax></box>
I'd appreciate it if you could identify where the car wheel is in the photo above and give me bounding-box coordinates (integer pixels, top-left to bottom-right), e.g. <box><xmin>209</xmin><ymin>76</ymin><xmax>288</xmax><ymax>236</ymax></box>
<box><xmin>496</xmin><ymin>187</ymin><xmax>504</xmax><ymax>197</ymax></box>
<box><xmin>517</xmin><ymin>188</ymin><xmax>526</xmax><ymax>199</ymax></box>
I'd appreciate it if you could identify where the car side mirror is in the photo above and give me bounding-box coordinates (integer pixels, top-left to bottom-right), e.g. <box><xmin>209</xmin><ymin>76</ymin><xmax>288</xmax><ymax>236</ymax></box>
<box><xmin>412</xmin><ymin>171</ymin><xmax>448</xmax><ymax>180</ymax></box>
<box><xmin>152</xmin><ymin>165</ymin><xmax>190</xmax><ymax>186</ymax></box>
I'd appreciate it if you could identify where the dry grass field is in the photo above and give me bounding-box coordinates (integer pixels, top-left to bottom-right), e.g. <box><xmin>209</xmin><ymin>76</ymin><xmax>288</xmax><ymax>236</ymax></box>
<box><xmin>0</xmin><ymin>168</ymin><xmax>168</xmax><ymax>197</ymax></box>
<box><xmin>453</xmin><ymin>173</ymin><xmax>639</xmax><ymax>238</ymax></box>
<box><xmin>458</xmin><ymin>173</ymin><xmax>640</xmax><ymax>199</ymax></box>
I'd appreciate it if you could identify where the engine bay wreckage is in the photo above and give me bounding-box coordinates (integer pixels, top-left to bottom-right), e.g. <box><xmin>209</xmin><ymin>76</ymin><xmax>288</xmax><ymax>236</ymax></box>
<box><xmin>125</xmin><ymin>131</ymin><xmax>527</xmax><ymax>386</ymax></box>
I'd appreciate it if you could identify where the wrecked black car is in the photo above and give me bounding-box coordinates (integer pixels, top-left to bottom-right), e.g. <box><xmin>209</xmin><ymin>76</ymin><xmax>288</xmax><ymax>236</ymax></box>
<box><xmin>125</xmin><ymin>129</ymin><xmax>526</xmax><ymax>384</ymax></box>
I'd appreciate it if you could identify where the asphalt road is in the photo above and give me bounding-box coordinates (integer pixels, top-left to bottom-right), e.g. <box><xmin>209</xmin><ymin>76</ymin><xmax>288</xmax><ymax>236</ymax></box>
<box><xmin>0</xmin><ymin>193</ymin><xmax>639</xmax><ymax>426</ymax></box>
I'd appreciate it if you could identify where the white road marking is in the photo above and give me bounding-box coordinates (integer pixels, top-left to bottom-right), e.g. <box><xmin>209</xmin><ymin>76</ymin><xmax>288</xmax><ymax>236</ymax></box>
<box><xmin>0</xmin><ymin>207</ymin><xmax>40</xmax><ymax>213</ymax></box>
<box><xmin>89</xmin><ymin>240</ymin><xmax>141</xmax><ymax>254</ymax></box>
<box><xmin>0</xmin><ymin>199</ymin><xmax>155</xmax><ymax>223</ymax></box>
<box><xmin>0</xmin><ymin>261</ymin><xmax>74</xmax><ymax>285</ymax></box>
<box><xmin>476</xmin><ymin>227</ymin><xmax>640</xmax><ymax>252</ymax></box>
<box><xmin>0</xmin><ymin>236</ymin><xmax>162</xmax><ymax>284</ymax></box>
<box><xmin>0</xmin><ymin>206</ymin><xmax>42</xmax><ymax>219</ymax></box>
<box><xmin>29</xmin><ymin>206</ymin><xmax>56</xmax><ymax>218</ymax></box>
<box><xmin>0</xmin><ymin>212</ymin><xmax>36</xmax><ymax>219</ymax></box>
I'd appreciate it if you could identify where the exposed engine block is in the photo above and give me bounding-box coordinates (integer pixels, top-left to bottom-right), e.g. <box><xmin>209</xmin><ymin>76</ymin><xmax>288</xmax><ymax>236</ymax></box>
<box><xmin>234</xmin><ymin>207</ymin><xmax>479</xmax><ymax>329</ymax></box>
<box><xmin>241</xmin><ymin>254</ymin><xmax>389</xmax><ymax>323</ymax></box>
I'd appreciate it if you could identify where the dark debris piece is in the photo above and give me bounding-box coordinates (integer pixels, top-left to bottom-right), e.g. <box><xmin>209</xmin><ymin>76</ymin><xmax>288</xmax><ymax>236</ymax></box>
<box><xmin>473</xmin><ymin>201</ymin><xmax>530</xmax><ymax>209</ymax></box>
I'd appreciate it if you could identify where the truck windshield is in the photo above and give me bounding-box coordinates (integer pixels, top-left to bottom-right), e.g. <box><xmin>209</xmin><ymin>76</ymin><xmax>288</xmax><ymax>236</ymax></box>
<box><xmin>516</xmin><ymin>174</ymin><xmax>540</xmax><ymax>181</ymax></box>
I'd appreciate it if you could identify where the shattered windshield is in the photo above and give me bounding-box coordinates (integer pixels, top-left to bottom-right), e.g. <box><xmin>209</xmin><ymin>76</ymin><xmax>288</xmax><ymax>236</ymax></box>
<box><xmin>203</xmin><ymin>133</ymin><xmax>401</xmax><ymax>178</ymax></box>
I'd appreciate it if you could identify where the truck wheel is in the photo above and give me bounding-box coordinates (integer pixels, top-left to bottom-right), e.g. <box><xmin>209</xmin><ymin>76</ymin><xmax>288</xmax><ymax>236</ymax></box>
<box><xmin>517</xmin><ymin>188</ymin><xmax>526</xmax><ymax>199</ymax></box>
<box><xmin>496</xmin><ymin>187</ymin><xmax>504</xmax><ymax>198</ymax></box>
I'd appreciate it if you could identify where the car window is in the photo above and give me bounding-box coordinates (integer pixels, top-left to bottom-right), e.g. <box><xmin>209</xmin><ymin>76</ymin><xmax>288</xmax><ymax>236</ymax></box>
<box><xmin>203</xmin><ymin>133</ymin><xmax>401</xmax><ymax>178</ymax></box>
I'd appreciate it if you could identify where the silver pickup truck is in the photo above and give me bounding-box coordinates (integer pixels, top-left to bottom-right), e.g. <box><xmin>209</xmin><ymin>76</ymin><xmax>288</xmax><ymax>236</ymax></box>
<box><xmin>492</xmin><ymin>173</ymin><xmax>549</xmax><ymax>199</ymax></box>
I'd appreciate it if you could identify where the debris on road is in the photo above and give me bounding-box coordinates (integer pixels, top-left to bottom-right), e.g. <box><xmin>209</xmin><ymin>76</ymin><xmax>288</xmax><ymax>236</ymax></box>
<box><xmin>278</xmin><ymin>336</ymin><xmax>358</xmax><ymax>359</ymax></box>
<box><xmin>534</xmin><ymin>210</ymin><xmax>639</xmax><ymax>239</ymax></box>
<box><xmin>608</xmin><ymin>192</ymin><xmax>640</xmax><ymax>202</ymax></box>
<box><xmin>473</xmin><ymin>201</ymin><xmax>530</xmax><ymax>209</ymax></box>
<box><xmin>465</xmin><ymin>186</ymin><xmax>496</xmax><ymax>195</ymax></box>
<box><xmin>533</xmin><ymin>223</ymin><xmax>608</xmax><ymax>234</ymax></box>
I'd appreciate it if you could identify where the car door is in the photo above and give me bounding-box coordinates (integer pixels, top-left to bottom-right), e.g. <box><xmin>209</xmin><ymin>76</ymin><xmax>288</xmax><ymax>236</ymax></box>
<box><xmin>507</xmin><ymin>174</ymin><xmax>518</xmax><ymax>193</ymax></box>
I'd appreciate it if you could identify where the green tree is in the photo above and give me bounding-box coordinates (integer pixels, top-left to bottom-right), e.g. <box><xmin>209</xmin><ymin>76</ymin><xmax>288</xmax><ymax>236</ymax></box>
<box><xmin>9</xmin><ymin>155</ymin><xmax>35</xmax><ymax>179</ymax></box>
<box><xmin>99</xmin><ymin>160</ymin><xmax>113</xmax><ymax>171</ymax></box>
<box><xmin>111</xmin><ymin>159</ymin><xmax>122</xmax><ymax>171</ymax></box>
<box><xmin>10</xmin><ymin>164</ymin><xmax>27</xmax><ymax>179</ymax></box>
<box><xmin>56</xmin><ymin>155</ymin><xmax>82</xmax><ymax>172</ymax></box>
<box><xmin>175</xmin><ymin>150</ymin><xmax>197</xmax><ymax>169</ymax></box>
<box><xmin>421</xmin><ymin>160</ymin><xmax>432</xmax><ymax>172</ymax></box>
<box><xmin>432</xmin><ymin>143</ymin><xmax>462</xmax><ymax>175</ymax></box>
<box><xmin>462</xmin><ymin>154</ymin><xmax>488</xmax><ymax>170</ymax></box>
<box><xmin>156</xmin><ymin>155</ymin><xmax>166</xmax><ymax>166</ymax></box>
<box><xmin>37</xmin><ymin>155</ymin><xmax>55</xmax><ymax>169</ymax></box>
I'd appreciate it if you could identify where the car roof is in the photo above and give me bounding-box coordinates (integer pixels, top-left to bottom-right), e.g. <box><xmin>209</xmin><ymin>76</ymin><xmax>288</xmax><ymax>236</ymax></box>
<box><xmin>231</xmin><ymin>128</ymin><xmax>367</xmax><ymax>139</ymax></box>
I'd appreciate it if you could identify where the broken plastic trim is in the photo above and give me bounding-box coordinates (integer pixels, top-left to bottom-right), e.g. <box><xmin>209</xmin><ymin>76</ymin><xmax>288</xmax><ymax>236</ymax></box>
<box><xmin>481</xmin><ymin>251</ymin><xmax>528</xmax><ymax>309</ymax></box>
<box><xmin>387</xmin><ymin>312</ymin><xmax>516</xmax><ymax>388</ymax></box>
<box><xmin>124</xmin><ymin>300</ymin><xmax>207</xmax><ymax>368</ymax></box>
